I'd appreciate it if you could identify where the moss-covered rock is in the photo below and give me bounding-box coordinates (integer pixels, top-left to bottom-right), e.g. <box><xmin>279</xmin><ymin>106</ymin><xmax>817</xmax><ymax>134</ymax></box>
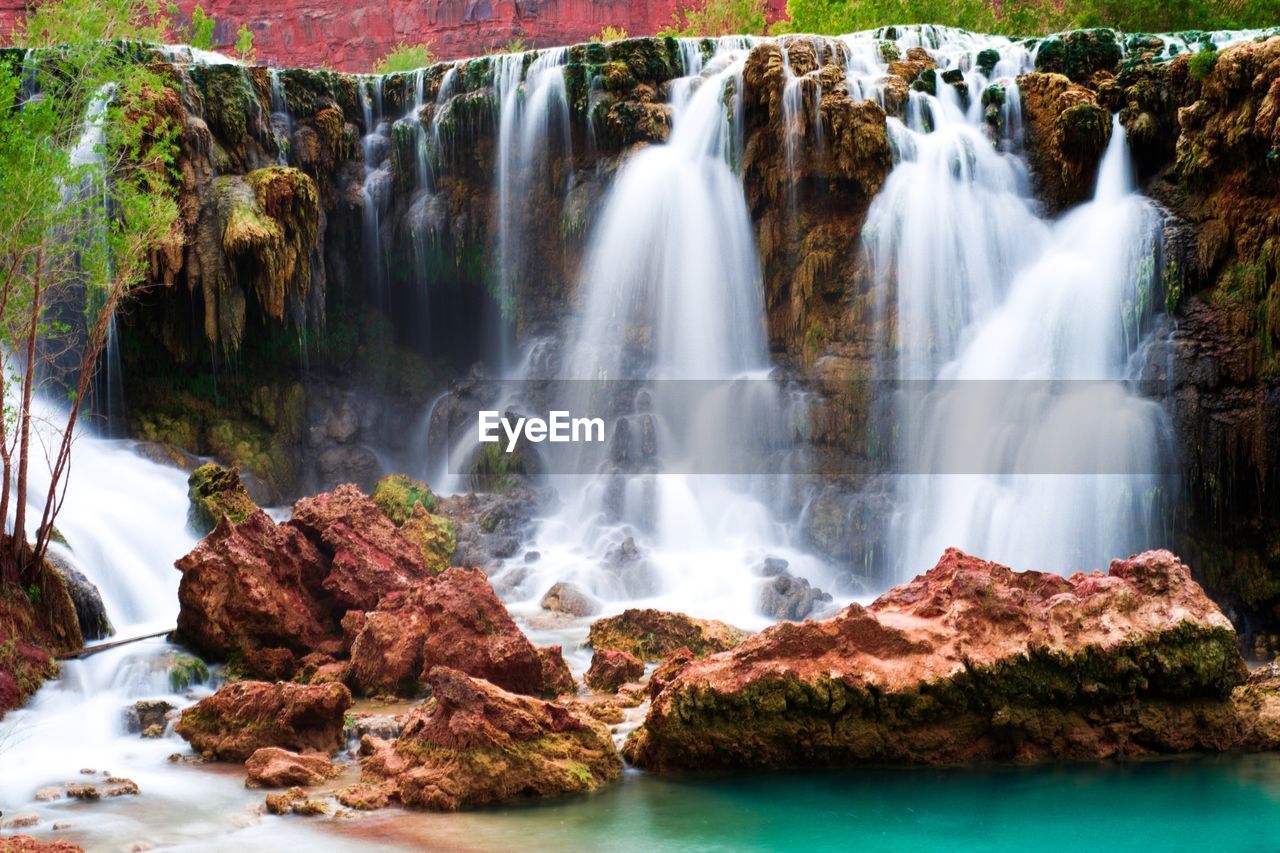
<box><xmin>371</xmin><ymin>474</ymin><xmax>437</xmax><ymax>524</ymax></box>
<box><xmin>400</xmin><ymin>505</ymin><xmax>456</xmax><ymax>575</ymax></box>
<box><xmin>1034</xmin><ymin>29</ymin><xmax>1123</xmax><ymax>83</ymax></box>
<box><xmin>188</xmin><ymin>463</ymin><xmax>259</xmax><ymax>534</ymax></box>
<box><xmin>1019</xmin><ymin>71</ymin><xmax>1112</xmax><ymax>211</ymax></box>
<box><xmin>588</xmin><ymin>608</ymin><xmax>747</xmax><ymax>663</ymax></box>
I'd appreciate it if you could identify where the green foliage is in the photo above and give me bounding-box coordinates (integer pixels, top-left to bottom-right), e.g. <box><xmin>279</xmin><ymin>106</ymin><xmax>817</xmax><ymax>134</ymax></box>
<box><xmin>662</xmin><ymin>0</ymin><xmax>769</xmax><ymax>37</ymax></box>
<box><xmin>1</xmin><ymin>0</ymin><xmax>182</xmax><ymax>581</ymax></box>
<box><xmin>371</xmin><ymin>473</ymin><xmax>438</xmax><ymax>524</ymax></box>
<box><xmin>489</xmin><ymin>36</ymin><xmax>528</xmax><ymax>54</ymax></box>
<box><xmin>234</xmin><ymin>23</ymin><xmax>255</xmax><ymax>61</ymax></box>
<box><xmin>24</xmin><ymin>583</ymin><xmax>40</xmax><ymax>605</ymax></box>
<box><xmin>780</xmin><ymin>0</ymin><xmax>1280</xmax><ymax>36</ymax></box>
<box><xmin>1188</xmin><ymin>48</ymin><xmax>1219</xmax><ymax>80</ymax></box>
<box><xmin>590</xmin><ymin>25</ymin><xmax>630</xmax><ymax>42</ymax></box>
<box><xmin>373</xmin><ymin>41</ymin><xmax>437</xmax><ymax>74</ymax></box>
<box><xmin>187</xmin><ymin>4</ymin><xmax>216</xmax><ymax>50</ymax></box>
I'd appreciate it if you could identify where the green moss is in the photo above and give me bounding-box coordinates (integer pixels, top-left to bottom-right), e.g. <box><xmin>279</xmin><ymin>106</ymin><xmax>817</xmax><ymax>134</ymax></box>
<box><xmin>976</xmin><ymin>47</ymin><xmax>1000</xmax><ymax>77</ymax></box>
<box><xmin>169</xmin><ymin>655</ymin><xmax>211</xmax><ymax>692</ymax></box>
<box><xmin>1188</xmin><ymin>48</ymin><xmax>1219</xmax><ymax>81</ymax></box>
<box><xmin>188</xmin><ymin>462</ymin><xmax>258</xmax><ymax>534</ymax></box>
<box><xmin>372</xmin><ymin>474</ymin><xmax>437</xmax><ymax>523</ymax></box>
<box><xmin>1034</xmin><ymin>29</ymin><xmax>1122</xmax><ymax>83</ymax></box>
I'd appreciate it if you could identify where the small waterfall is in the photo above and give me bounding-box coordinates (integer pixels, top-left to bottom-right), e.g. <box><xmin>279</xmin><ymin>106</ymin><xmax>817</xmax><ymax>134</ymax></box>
<box><xmin>851</xmin><ymin>29</ymin><xmax>1173</xmax><ymax>579</ymax></box>
<box><xmin>491</xmin><ymin>48</ymin><xmax>573</xmax><ymax>372</ymax></box>
<box><xmin>358</xmin><ymin>78</ymin><xmax>391</xmax><ymax>309</ymax></box>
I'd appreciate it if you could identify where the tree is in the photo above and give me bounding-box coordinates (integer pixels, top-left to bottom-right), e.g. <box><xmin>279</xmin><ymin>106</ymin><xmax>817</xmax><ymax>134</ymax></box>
<box><xmin>661</xmin><ymin>0</ymin><xmax>770</xmax><ymax>37</ymax></box>
<box><xmin>234</xmin><ymin>23</ymin><xmax>255</xmax><ymax>61</ymax></box>
<box><xmin>372</xmin><ymin>41</ymin><xmax>437</xmax><ymax>74</ymax></box>
<box><xmin>0</xmin><ymin>0</ymin><xmax>180</xmax><ymax>586</ymax></box>
<box><xmin>186</xmin><ymin>4</ymin><xmax>216</xmax><ymax>50</ymax></box>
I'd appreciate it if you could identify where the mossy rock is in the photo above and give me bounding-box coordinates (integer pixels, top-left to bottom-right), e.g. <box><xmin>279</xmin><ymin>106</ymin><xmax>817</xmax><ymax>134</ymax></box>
<box><xmin>169</xmin><ymin>654</ymin><xmax>211</xmax><ymax>692</ymax></box>
<box><xmin>588</xmin><ymin>609</ymin><xmax>747</xmax><ymax>663</ymax></box>
<box><xmin>402</xmin><ymin>504</ymin><xmax>457</xmax><ymax>575</ymax></box>
<box><xmin>1034</xmin><ymin>29</ymin><xmax>1122</xmax><ymax>83</ymax></box>
<box><xmin>371</xmin><ymin>474</ymin><xmax>437</xmax><ymax>524</ymax></box>
<box><xmin>188</xmin><ymin>463</ymin><xmax>259</xmax><ymax>534</ymax></box>
<box><xmin>976</xmin><ymin>48</ymin><xmax>1000</xmax><ymax>77</ymax></box>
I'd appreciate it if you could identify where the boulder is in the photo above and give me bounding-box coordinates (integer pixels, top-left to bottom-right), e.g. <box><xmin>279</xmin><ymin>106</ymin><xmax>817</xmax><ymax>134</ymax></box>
<box><xmin>188</xmin><ymin>463</ymin><xmax>258</xmax><ymax>534</ymax></box>
<box><xmin>290</xmin><ymin>484</ymin><xmax>436</xmax><ymax>611</ymax></box>
<box><xmin>759</xmin><ymin>573</ymin><xmax>832</xmax><ymax>621</ymax></box>
<box><xmin>45</xmin><ymin>551</ymin><xmax>110</xmax><ymax>641</ymax></box>
<box><xmin>538</xmin><ymin>646</ymin><xmax>577</xmax><ymax>697</ymax></box>
<box><xmin>174</xmin><ymin>510</ymin><xmax>339</xmax><ymax>666</ymax></box>
<box><xmin>371</xmin><ymin>474</ymin><xmax>437</xmax><ymax>524</ymax></box>
<box><xmin>585</xmin><ymin>649</ymin><xmax>644</xmax><ymax>693</ymax></box>
<box><xmin>625</xmin><ymin>550</ymin><xmax>1277</xmax><ymax>772</ymax></box>
<box><xmin>359</xmin><ymin>666</ymin><xmax>621</xmax><ymax>810</ymax></box>
<box><xmin>1033</xmin><ymin>29</ymin><xmax>1122</xmax><ymax>83</ymax></box>
<box><xmin>348</xmin><ymin>568</ymin><xmax>547</xmax><ymax>698</ymax></box>
<box><xmin>176</xmin><ymin>680</ymin><xmax>351</xmax><ymax>761</ymax></box>
<box><xmin>1018</xmin><ymin>72</ymin><xmax>1111</xmax><ymax>211</ymax></box>
<box><xmin>244</xmin><ymin>747</ymin><xmax>340</xmax><ymax>788</ymax></box>
<box><xmin>539</xmin><ymin>581</ymin><xmax>601</xmax><ymax>617</ymax></box>
<box><xmin>124</xmin><ymin>700</ymin><xmax>175</xmax><ymax>736</ymax></box>
<box><xmin>588</xmin><ymin>608</ymin><xmax>747</xmax><ymax>662</ymax></box>
<box><xmin>648</xmin><ymin>646</ymin><xmax>696</xmax><ymax>700</ymax></box>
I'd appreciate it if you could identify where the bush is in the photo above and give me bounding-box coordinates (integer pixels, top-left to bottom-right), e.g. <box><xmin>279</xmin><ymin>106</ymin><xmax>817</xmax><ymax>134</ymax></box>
<box><xmin>662</xmin><ymin>0</ymin><xmax>770</xmax><ymax>37</ymax></box>
<box><xmin>591</xmin><ymin>25</ymin><xmax>629</xmax><ymax>42</ymax></box>
<box><xmin>373</xmin><ymin>41</ymin><xmax>437</xmax><ymax>74</ymax></box>
<box><xmin>1188</xmin><ymin>48</ymin><xmax>1219</xmax><ymax>81</ymax></box>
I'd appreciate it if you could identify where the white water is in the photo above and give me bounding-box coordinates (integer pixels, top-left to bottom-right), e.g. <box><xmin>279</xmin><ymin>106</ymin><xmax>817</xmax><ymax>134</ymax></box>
<box><xmin>496</xmin><ymin>41</ymin><xmax>829</xmax><ymax>630</ymax></box>
<box><xmin>850</xmin><ymin>29</ymin><xmax>1172</xmax><ymax>580</ymax></box>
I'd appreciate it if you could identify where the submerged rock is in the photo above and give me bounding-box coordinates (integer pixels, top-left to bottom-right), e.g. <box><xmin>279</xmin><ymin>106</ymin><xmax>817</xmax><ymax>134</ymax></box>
<box><xmin>124</xmin><ymin>700</ymin><xmax>175</xmax><ymax>736</ymax></box>
<box><xmin>588</xmin><ymin>608</ymin><xmax>747</xmax><ymax>662</ymax></box>
<box><xmin>359</xmin><ymin>666</ymin><xmax>621</xmax><ymax>810</ymax></box>
<box><xmin>244</xmin><ymin>747</ymin><xmax>340</xmax><ymax>788</ymax></box>
<box><xmin>539</xmin><ymin>581</ymin><xmax>601</xmax><ymax>617</ymax></box>
<box><xmin>348</xmin><ymin>568</ymin><xmax>549</xmax><ymax>698</ymax></box>
<box><xmin>176</xmin><ymin>680</ymin><xmax>351</xmax><ymax>761</ymax></box>
<box><xmin>585</xmin><ymin>649</ymin><xmax>645</xmax><ymax>693</ymax></box>
<box><xmin>626</xmin><ymin>549</ymin><xmax>1275</xmax><ymax>771</ymax></box>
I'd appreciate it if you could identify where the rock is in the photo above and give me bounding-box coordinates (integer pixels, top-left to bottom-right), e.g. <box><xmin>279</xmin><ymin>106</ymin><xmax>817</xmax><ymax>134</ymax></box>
<box><xmin>34</xmin><ymin>786</ymin><xmax>63</xmax><ymax>801</ymax></box>
<box><xmin>290</xmin><ymin>484</ymin><xmax>436</xmax><ymax>611</ymax></box>
<box><xmin>335</xmin><ymin>782</ymin><xmax>391</xmax><ymax>811</ymax></box>
<box><xmin>371</xmin><ymin>474</ymin><xmax>437</xmax><ymax>524</ymax></box>
<box><xmin>759</xmin><ymin>573</ymin><xmax>833</xmax><ymax>621</ymax></box>
<box><xmin>585</xmin><ymin>649</ymin><xmax>644</xmax><ymax>693</ymax></box>
<box><xmin>0</xmin><ymin>837</ymin><xmax>83</xmax><ymax>852</ymax></box>
<box><xmin>1018</xmin><ymin>72</ymin><xmax>1111</xmax><ymax>211</ymax></box>
<box><xmin>125</xmin><ymin>700</ymin><xmax>175</xmax><ymax>736</ymax></box>
<box><xmin>174</xmin><ymin>510</ymin><xmax>340</xmax><ymax>668</ymax></box>
<box><xmin>359</xmin><ymin>666</ymin><xmax>621</xmax><ymax>810</ymax></box>
<box><xmin>1</xmin><ymin>813</ymin><xmax>40</xmax><ymax>829</ymax></box>
<box><xmin>348</xmin><ymin>568</ymin><xmax>549</xmax><ymax>698</ymax></box>
<box><xmin>346</xmin><ymin>713</ymin><xmax>405</xmax><ymax>742</ymax></box>
<box><xmin>625</xmin><ymin>549</ymin><xmax>1278</xmax><ymax>772</ymax></box>
<box><xmin>757</xmin><ymin>556</ymin><xmax>789</xmax><ymax>577</ymax></box>
<box><xmin>538</xmin><ymin>646</ymin><xmax>577</xmax><ymax>697</ymax></box>
<box><xmin>244</xmin><ymin>747</ymin><xmax>340</xmax><ymax>788</ymax></box>
<box><xmin>648</xmin><ymin>646</ymin><xmax>696</xmax><ymax>700</ymax></box>
<box><xmin>167</xmin><ymin>655</ymin><xmax>210</xmax><ymax>692</ymax></box>
<box><xmin>188</xmin><ymin>463</ymin><xmax>258</xmax><ymax>534</ymax></box>
<box><xmin>1034</xmin><ymin>29</ymin><xmax>1122</xmax><ymax>83</ymax></box>
<box><xmin>45</xmin><ymin>551</ymin><xmax>111</xmax><ymax>642</ymax></box>
<box><xmin>400</xmin><ymin>504</ymin><xmax>457</xmax><ymax>576</ymax></box>
<box><xmin>103</xmin><ymin>777</ymin><xmax>140</xmax><ymax>797</ymax></box>
<box><xmin>64</xmin><ymin>784</ymin><xmax>99</xmax><ymax>800</ymax></box>
<box><xmin>600</xmin><ymin>536</ymin><xmax>657</xmax><ymax>597</ymax></box>
<box><xmin>539</xmin><ymin>581</ymin><xmax>601</xmax><ymax>617</ymax></box>
<box><xmin>264</xmin><ymin>786</ymin><xmax>328</xmax><ymax>816</ymax></box>
<box><xmin>588</xmin><ymin>609</ymin><xmax>747</xmax><ymax>662</ymax></box>
<box><xmin>176</xmin><ymin>680</ymin><xmax>351</xmax><ymax>761</ymax></box>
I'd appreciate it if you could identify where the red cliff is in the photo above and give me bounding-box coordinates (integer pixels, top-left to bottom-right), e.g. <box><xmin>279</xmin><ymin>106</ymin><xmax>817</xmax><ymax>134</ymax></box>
<box><xmin>1</xmin><ymin>0</ymin><xmax>790</xmax><ymax>70</ymax></box>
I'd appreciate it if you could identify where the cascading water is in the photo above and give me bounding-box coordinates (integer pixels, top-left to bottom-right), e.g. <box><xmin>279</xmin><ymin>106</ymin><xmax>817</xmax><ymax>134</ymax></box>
<box><xmin>498</xmin><ymin>42</ymin><xmax>829</xmax><ymax>628</ymax></box>
<box><xmin>851</xmin><ymin>28</ymin><xmax>1173</xmax><ymax>580</ymax></box>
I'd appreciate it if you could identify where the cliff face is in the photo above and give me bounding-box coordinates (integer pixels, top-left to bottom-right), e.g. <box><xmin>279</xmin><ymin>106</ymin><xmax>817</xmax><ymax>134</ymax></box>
<box><xmin>7</xmin><ymin>31</ymin><xmax>1278</xmax><ymax>638</ymax></box>
<box><xmin>1</xmin><ymin>0</ymin><xmax>790</xmax><ymax>68</ymax></box>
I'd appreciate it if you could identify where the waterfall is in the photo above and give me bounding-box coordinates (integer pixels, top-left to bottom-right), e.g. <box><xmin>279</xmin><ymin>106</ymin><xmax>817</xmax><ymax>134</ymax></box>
<box><xmin>852</xmin><ymin>29</ymin><xmax>1173</xmax><ymax>580</ymax></box>
<box><xmin>498</xmin><ymin>42</ymin><xmax>828</xmax><ymax>628</ymax></box>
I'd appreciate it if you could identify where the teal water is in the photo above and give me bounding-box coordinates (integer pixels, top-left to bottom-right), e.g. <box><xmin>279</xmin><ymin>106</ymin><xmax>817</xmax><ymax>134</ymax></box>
<box><xmin>354</xmin><ymin>755</ymin><xmax>1280</xmax><ymax>851</ymax></box>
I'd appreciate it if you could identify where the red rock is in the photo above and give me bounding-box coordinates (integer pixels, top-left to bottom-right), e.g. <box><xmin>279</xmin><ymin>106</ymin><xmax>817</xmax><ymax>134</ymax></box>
<box><xmin>625</xmin><ymin>549</ymin><xmax>1273</xmax><ymax>771</ymax></box>
<box><xmin>0</xmin><ymin>837</ymin><xmax>84</xmax><ymax>853</ymax></box>
<box><xmin>244</xmin><ymin>747</ymin><xmax>340</xmax><ymax>788</ymax></box>
<box><xmin>348</xmin><ymin>568</ymin><xmax>547</xmax><ymax>698</ymax></box>
<box><xmin>538</xmin><ymin>646</ymin><xmax>577</xmax><ymax>697</ymax></box>
<box><xmin>648</xmin><ymin>645</ymin><xmax>695</xmax><ymax>699</ymax></box>
<box><xmin>585</xmin><ymin>648</ymin><xmax>644</xmax><ymax>693</ymax></box>
<box><xmin>176</xmin><ymin>680</ymin><xmax>351</xmax><ymax>761</ymax></box>
<box><xmin>359</xmin><ymin>666</ymin><xmax>620</xmax><ymax>810</ymax></box>
<box><xmin>174</xmin><ymin>511</ymin><xmax>340</xmax><ymax>665</ymax></box>
<box><xmin>291</xmin><ymin>484</ymin><xmax>435</xmax><ymax>612</ymax></box>
<box><xmin>588</xmin><ymin>608</ymin><xmax>747</xmax><ymax>662</ymax></box>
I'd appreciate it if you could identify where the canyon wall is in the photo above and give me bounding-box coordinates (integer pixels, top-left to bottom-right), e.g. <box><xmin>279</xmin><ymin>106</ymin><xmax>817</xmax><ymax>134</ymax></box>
<box><xmin>0</xmin><ymin>0</ymin><xmax>790</xmax><ymax>68</ymax></box>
